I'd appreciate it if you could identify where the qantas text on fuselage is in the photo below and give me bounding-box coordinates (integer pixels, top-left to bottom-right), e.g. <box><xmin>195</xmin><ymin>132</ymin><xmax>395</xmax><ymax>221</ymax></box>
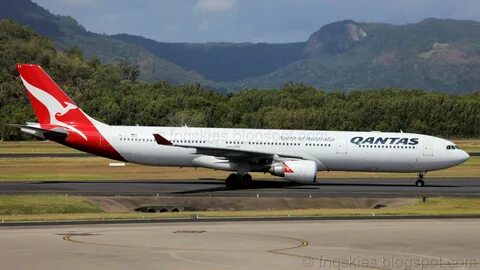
<box><xmin>350</xmin><ymin>137</ymin><xmax>419</xmax><ymax>146</ymax></box>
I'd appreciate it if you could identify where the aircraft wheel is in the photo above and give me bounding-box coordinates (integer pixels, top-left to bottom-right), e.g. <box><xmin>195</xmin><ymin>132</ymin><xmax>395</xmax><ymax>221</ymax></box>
<box><xmin>226</xmin><ymin>173</ymin><xmax>239</xmax><ymax>189</ymax></box>
<box><xmin>415</xmin><ymin>179</ymin><xmax>425</xmax><ymax>187</ymax></box>
<box><xmin>241</xmin><ymin>173</ymin><xmax>253</xmax><ymax>188</ymax></box>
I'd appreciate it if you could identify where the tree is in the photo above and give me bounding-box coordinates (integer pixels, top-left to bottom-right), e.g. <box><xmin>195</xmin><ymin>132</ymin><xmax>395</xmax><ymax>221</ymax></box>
<box><xmin>118</xmin><ymin>60</ymin><xmax>139</xmax><ymax>82</ymax></box>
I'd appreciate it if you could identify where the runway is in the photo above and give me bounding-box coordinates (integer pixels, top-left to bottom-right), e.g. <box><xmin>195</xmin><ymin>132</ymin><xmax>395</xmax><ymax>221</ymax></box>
<box><xmin>1</xmin><ymin>177</ymin><xmax>479</xmax><ymax>197</ymax></box>
<box><xmin>1</xmin><ymin>219</ymin><xmax>479</xmax><ymax>270</ymax></box>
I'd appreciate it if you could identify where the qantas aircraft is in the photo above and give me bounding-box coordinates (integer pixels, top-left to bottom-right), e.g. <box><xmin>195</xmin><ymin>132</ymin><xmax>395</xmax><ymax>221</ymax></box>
<box><xmin>14</xmin><ymin>64</ymin><xmax>469</xmax><ymax>188</ymax></box>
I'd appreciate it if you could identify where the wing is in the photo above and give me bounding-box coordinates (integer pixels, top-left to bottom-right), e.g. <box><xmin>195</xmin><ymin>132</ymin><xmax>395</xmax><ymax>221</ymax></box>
<box><xmin>153</xmin><ymin>133</ymin><xmax>305</xmax><ymax>161</ymax></box>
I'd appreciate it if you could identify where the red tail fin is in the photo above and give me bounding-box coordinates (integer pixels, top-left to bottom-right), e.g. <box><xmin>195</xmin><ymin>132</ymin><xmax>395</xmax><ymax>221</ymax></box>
<box><xmin>17</xmin><ymin>64</ymin><xmax>96</xmax><ymax>140</ymax></box>
<box><xmin>17</xmin><ymin>64</ymin><xmax>125</xmax><ymax>161</ymax></box>
<box><xmin>17</xmin><ymin>64</ymin><xmax>78</xmax><ymax>126</ymax></box>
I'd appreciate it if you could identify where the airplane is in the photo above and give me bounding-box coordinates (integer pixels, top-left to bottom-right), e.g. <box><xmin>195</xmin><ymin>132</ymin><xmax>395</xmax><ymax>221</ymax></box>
<box><xmin>13</xmin><ymin>64</ymin><xmax>470</xmax><ymax>188</ymax></box>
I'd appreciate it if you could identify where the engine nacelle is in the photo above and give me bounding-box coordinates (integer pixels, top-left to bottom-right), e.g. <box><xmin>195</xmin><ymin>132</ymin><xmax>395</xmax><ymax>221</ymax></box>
<box><xmin>192</xmin><ymin>156</ymin><xmax>239</xmax><ymax>171</ymax></box>
<box><xmin>269</xmin><ymin>160</ymin><xmax>317</xmax><ymax>182</ymax></box>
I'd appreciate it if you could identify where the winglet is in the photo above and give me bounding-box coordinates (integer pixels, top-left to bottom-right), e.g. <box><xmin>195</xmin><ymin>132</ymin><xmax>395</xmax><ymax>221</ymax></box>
<box><xmin>153</xmin><ymin>134</ymin><xmax>173</xmax><ymax>145</ymax></box>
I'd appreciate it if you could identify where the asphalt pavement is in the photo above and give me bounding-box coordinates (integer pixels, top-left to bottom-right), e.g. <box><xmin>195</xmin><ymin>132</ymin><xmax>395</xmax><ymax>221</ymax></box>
<box><xmin>0</xmin><ymin>177</ymin><xmax>479</xmax><ymax>197</ymax></box>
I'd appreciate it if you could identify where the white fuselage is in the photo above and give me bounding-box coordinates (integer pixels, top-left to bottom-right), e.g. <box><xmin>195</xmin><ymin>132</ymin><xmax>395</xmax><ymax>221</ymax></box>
<box><xmin>98</xmin><ymin>125</ymin><xmax>469</xmax><ymax>173</ymax></box>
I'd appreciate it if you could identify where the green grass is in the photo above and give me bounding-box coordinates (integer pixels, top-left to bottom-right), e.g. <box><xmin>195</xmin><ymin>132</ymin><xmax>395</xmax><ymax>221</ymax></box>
<box><xmin>0</xmin><ymin>195</ymin><xmax>103</xmax><ymax>215</ymax></box>
<box><xmin>376</xmin><ymin>197</ymin><xmax>480</xmax><ymax>216</ymax></box>
<box><xmin>0</xmin><ymin>173</ymin><xmax>116</xmax><ymax>181</ymax></box>
<box><xmin>0</xmin><ymin>197</ymin><xmax>479</xmax><ymax>222</ymax></box>
<box><xmin>186</xmin><ymin>197</ymin><xmax>480</xmax><ymax>217</ymax></box>
<box><xmin>0</xmin><ymin>141</ymin><xmax>79</xmax><ymax>154</ymax></box>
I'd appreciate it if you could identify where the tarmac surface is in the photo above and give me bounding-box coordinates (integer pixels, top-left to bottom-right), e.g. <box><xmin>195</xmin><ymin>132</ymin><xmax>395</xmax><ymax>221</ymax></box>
<box><xmin>0</xmin><ymin>177</ymin><xmax>479</xmax><ymax>197</ymax></box>
<box><xmin>1</xmin><ymin>219</ymin><xmax>479</xmax><ymax>270</ymax></box>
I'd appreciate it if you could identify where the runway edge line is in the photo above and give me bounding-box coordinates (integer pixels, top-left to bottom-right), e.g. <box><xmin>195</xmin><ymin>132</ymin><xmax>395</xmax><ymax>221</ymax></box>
<box><xmin>2</xmin><ymin>214</ymin><xmax>480</xmax><ymax>227</ymax></box>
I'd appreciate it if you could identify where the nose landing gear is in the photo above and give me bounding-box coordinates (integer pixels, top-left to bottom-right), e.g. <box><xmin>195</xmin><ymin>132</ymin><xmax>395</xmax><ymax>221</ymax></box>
<box><xmin>415</xmin><ymin>172</ymin><xmax>426</xmax><ymax>187</ymax></box>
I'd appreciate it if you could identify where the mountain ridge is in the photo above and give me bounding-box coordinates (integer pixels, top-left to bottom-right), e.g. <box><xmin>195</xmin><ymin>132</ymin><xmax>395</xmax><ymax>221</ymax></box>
<box><xmin>111</xmin><ymin>17</ymin><xmax>480</xmax><ymax>93</ymax></box>
<box><xmin>2</xmin><ymin>0</ymin><xmax>480</xmax><ymax>93</ymax></box>
<box><xmin>0</xmin><ymin>0</ymin><xmax>208</xmax><ymax>84</ymax></box>
<box><xmin>111</xmin><ymin>33</ymin><xmax>306</xmax><ymax>81</ymax></box>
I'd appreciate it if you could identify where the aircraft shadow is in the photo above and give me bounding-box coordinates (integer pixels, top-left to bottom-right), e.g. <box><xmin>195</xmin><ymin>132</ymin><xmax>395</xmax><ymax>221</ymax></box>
<box><xmin>298</xmin><ymin>182</ymin><xmax>461</xmax><ymax>188</ymax></box>
<box><xmin>171</xmin><ymin>180</ymin><xmax>461</xmax><ymax>194</ymax></box>
<box><xmin>37</xmin><ymin>180</ymin><xmax>224</xmax><ymax>185</ymax></box>
<box><xmin>171</xmin><ymin>180</ymin><xmax>301</xmax><ymax>194</ymax></box>
<box><xmin>33</xmin><ymin>179</ymin><xmax>461</xmax><ymax>196</ymax></box>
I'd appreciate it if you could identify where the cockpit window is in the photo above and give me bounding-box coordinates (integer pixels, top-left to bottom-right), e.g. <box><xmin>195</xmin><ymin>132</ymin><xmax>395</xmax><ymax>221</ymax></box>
<box><xmin>446</xmin><ymin>145</ymin><xmax>459</xmax><ymax>150</ymax></box>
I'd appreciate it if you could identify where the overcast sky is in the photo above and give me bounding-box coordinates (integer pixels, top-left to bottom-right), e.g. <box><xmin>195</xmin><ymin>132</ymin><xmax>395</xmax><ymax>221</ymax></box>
<box><xmin>35</xmin><ymin>0</ymin><xmax>480</xmax><ymax>43</ymax></box>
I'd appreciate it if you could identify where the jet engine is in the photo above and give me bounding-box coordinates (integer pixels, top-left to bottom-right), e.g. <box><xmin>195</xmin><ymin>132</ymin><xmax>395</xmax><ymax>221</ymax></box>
<box><xmin>269</xmin><ymin>160</ymin><xmax>317</xmax><ymax>182</ymax></box>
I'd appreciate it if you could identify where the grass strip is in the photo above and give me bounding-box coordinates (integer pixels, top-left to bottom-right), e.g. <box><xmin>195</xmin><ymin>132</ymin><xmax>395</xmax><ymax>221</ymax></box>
<box><xmin>0</xmin><ymin>197</ymin><xmax>479</xmax><ymax>222</ymax></box>
<box><xmin>0</xmin><ymin>195</ymin><xmax>102</xmax><ymax>215</ymax></box>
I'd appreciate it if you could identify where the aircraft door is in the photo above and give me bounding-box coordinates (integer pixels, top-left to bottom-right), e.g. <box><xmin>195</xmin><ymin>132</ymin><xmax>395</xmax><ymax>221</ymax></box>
<box><xmin>337</xmin><ymin>139</ymin><xmax>347</xmax><ymax>154</ymax></box>
<box><xmin>423</xmin><ymin>141</ymin><xmax>433</xmax><ymax>156</ymax></box>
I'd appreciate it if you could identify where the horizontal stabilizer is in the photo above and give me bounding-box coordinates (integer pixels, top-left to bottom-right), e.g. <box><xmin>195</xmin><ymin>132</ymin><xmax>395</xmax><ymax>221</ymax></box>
<box><xmin>9</xmin><ymin>124</ymin><xmax>68</xmax><ymax>140</ymax></box>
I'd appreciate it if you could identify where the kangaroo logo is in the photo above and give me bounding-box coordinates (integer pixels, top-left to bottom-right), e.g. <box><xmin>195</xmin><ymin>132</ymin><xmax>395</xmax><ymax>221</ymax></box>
<box><xmin>21</xmin><ymin>77</ymin><xmax>88</xmax><ymax>140</ymax></box>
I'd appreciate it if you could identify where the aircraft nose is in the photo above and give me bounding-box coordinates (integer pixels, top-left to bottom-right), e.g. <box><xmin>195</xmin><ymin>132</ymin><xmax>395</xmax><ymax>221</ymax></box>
<box><xmin>457</xmin><ymin>150</ymin><xmax>470</xmax><ymax>164</ymax></box>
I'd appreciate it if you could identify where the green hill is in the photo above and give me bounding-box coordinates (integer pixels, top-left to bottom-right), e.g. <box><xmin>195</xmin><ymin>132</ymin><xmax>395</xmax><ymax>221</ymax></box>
<box><xmin>112</xmin><ymin>34</ymin><xmax>306</xmax><ymax>81</ymax></box>
<box><xmin>113</xmin><ymin>18</ymin><xmax>480</xmax><ymax>93</ymax></box>
<box><xmin>0</xmin><ymin>0</ymin><xmax>207</xmax><ymax>84</ymax></box>
<box><xmin>228</xmin><ymin>19</ymin><xmax>480</xmax><ymax>93</ymax></box>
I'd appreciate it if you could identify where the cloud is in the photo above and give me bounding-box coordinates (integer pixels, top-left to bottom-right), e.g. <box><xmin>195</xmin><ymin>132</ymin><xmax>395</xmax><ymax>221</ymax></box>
<box><xmin>450</xmin><ymin>0</ymin><xmax>480</xmax><ymax>20</ymax></box>
<box><xmin>194</xmin><ymin>0</ymin><xmax>236</xmax><ymax>13</ymax></box>
<box><xmin>60</xmin><ymin>0</ymin><xmax>99</xmax><ymax>8</ymax></box>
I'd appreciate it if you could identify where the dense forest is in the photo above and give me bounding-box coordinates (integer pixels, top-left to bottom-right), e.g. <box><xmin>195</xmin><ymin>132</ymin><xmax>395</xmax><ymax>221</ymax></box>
<box><xmin>0</xmin><ymin>20</ymin><xmax>479</xmax><ymax>140</ymax></box>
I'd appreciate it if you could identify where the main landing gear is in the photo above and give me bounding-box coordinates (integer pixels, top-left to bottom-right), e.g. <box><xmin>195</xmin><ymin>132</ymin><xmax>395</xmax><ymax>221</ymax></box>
<box><xmin>415</xmin><ymin>172</ymin><xmax>426</xmax><ymax>187</ymax></box>
<box><xmin>225</xmin><ymin>173</ymin><xmax>252</xmax><ymax>189</ymax></box>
